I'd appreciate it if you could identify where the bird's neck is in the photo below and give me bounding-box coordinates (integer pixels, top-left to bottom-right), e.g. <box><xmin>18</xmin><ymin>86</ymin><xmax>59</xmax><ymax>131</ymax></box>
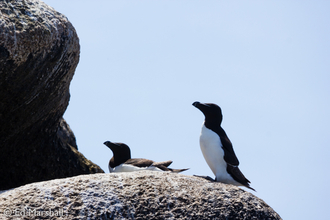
<box><xmin>110</xmin><ymin>155</ymin><xmax>130</xmax><ymax>168</ymax></box>
<box><xmin>204</xmin><ymin>119</ymin><xmax>221</xmax><ymax>129</ymax></box>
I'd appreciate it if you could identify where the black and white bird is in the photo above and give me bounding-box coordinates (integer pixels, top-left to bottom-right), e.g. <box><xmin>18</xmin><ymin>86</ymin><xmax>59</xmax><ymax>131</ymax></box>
<box><xmin>192</xmin><ymin>101</ymin><xmax>255</xmax><ymax>191</ymax></box>
<box><xmin>104</xmin><ymin>141</ymin><xmax>189</xmax><ymax>173</ymax></box>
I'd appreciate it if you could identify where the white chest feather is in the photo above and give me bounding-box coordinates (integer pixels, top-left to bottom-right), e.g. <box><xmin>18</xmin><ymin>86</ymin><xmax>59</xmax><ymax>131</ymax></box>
<box><xmin>199</xmin><ymin>125</ymin><xmax>236</xmax><ymax>184</ymax></box>
<box><xmin>109</xmin><ymin>164</ymin><xmax>162</xmax><ymax>173</ymax></box>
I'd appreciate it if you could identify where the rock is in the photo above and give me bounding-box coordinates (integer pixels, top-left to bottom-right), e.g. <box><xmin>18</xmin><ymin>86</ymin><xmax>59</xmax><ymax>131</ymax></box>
<box><xmin>0</xmin><ymin>0</ymin><xmax>104</xmax><ymax>190</ymax></box>
<box><xmin>0</xmin><ymin>171</ymin><xmax>282</xmax><ymax>220</ymax></box>
<box><xmin>57</xmin><ymin>118</ymin><xmax>78</xmax><ymax>150</ymax></box>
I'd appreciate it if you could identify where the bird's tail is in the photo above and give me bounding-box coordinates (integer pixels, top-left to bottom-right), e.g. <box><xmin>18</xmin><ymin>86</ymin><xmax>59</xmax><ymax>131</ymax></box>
<box><xmin>245</xmin><ymin>185</ymin><xmax>256</xmax><ymax>191</ymax></box>
<box><xmin>167</xmin><ymin>168</ymin><xmax>189</xmax><ymax>173</ymax></box>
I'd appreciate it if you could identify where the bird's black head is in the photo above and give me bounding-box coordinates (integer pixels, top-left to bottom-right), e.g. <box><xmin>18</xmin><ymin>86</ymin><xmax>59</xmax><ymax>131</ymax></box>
<box><xmin>192</xmin><ymin>101</ymin><xmax>223</xmax><ymax>126</ymax></box>
<box><xmin>104</xmin><ymin>141</ymin><xmax>131</xmax><ymax>165</ymax></box>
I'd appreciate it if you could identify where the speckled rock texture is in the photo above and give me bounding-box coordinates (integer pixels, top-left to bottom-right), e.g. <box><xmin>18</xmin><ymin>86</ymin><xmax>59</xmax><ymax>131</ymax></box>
<box><xmin>0</xmin><ymin>171</ymin><xmax>282</xmax><ymax>220</ymax></box>
<box><xmin>0</xmin><ymin>0</ymin><xmax>103</xmax><ymax>190</ymax></box>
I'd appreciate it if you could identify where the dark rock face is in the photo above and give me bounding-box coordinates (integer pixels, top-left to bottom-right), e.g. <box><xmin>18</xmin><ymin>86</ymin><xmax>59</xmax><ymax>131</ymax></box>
<box><xmin>0</xmin><ymin>0</ymin><xmax>103</xmax><ymax>190</ymax></box>
<box><xmin>0</xmin><ymin>172</ymin><xmax>282</xmax><ymax>220</ymax></box>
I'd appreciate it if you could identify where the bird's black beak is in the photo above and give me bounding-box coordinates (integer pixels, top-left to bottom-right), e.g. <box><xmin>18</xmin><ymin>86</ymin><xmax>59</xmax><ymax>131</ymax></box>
<box><xmin>104</xmin><ymin>141</ymin><xmax>118</xmax><ymax>150</ymax></box>
<box><xmin>192</xmin><ymin>101</ymin><xmax>200</xmax><ymax>107</ymax></box>
<box><xmin>193</xmin><ymin>101</ymin><xmax>210</xmax><ymax>109</ymax></box>
<box><xmin>104</xmin><ymin>141</ymin><xmax>112</xmax><ymax>146</ymax></box>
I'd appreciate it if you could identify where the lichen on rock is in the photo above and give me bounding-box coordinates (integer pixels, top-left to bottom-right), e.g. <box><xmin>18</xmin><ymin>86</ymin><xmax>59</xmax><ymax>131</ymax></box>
<box><xmin>0</xmin><ymin>171</ymin><xmax>282</xmax><ymax>220</ymax></box>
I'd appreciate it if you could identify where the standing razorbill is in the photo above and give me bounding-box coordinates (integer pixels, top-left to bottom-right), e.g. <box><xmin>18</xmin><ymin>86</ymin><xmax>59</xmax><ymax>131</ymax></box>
<box><xmin>192</xmin><ymin>101</ymin><xmax>255</xmax><ymax>191</ymax></box>
<box><xmin>104</xmin><ymin>141</ymin><xmax>189</xmax><ymax>173</ymax></box>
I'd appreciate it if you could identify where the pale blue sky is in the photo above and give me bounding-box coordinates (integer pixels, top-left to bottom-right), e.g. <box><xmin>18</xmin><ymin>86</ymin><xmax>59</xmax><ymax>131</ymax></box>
<box><xmin>42</xmin><ymin>1</ymin><xmax>330</xmax><ymax>219</ymax></box>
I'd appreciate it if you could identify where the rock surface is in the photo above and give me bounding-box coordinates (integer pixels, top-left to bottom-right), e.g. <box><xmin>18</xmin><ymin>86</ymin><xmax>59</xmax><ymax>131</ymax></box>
<box><xmin>0</xmin><ymin>171</ymin><xmax>282</xmax><ymax>220</ymax></box>
<box><xmin>0</xmin><ymin>0</ymin><xmax>103</xmax><ymax>190</ymax></box>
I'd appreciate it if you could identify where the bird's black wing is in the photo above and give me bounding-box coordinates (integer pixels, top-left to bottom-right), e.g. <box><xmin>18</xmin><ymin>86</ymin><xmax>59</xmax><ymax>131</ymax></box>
<box><xmin>124</xmin><ymin>158</ymin><xmax>154</xmax><ymax>168</ymax></box>
<box><xmin>214</xmin><ymin>126</ymin><xmax>240</xmax><ymax>166</ymax></box>
<box><xmin>152</xmin><ymin>160</ymin><xmax>172</xmax><ymax>167</ymax></box>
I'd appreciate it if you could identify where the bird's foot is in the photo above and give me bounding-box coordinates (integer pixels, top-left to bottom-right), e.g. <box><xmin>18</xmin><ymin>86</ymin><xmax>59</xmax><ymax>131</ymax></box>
<box><xmin>193</xmin><ymin>175</ymin><xmax>215</xmax><ymax>182</ymax></box>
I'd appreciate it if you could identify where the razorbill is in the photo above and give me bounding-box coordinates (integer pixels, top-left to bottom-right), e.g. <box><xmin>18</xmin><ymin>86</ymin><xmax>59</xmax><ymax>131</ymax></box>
<box><xmin>192</xmin><ymin>101</ymin><xmax>255</xmax><ymax>191</ymax></box>
<box><xmin>104</xmin><ymin>141</ymin><xmax>189</xmax><ymax>173</ymax></box>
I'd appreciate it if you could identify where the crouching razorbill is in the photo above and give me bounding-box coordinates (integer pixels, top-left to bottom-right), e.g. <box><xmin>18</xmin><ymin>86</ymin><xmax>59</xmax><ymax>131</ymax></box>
<box><xmin>192</xmin><ymin>101</ymin><xmax>255</xmax><ymax>191</ymax></box>
<box><xmin>104</xmin><ymin>141</ymin><xmax>189</xmax><ymax>173</ymax></box>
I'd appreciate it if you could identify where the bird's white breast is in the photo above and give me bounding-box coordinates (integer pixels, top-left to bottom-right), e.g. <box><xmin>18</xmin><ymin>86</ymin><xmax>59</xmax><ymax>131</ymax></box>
<box><xmin>109</xmin><ymin>164</ymin><xmax>162</xmax><ymax>173</ymax></box>
<box><xmin>199</xmin><ymin>125</ymin><xmax>236</xmax><ymax>184</ymax></box>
